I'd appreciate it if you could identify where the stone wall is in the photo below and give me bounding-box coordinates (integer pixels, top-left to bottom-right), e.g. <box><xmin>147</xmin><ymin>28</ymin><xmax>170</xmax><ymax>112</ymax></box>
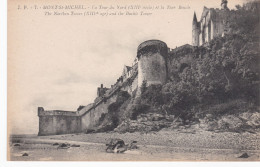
<box><xmin>138</xmin><ymin>52</ymin><xmax>167</xmax><ymax>86</ymax></box>
<box><xmin>38</xmin><ymin>108</ymin><xmax>81</xmax><ymax>136</ymax></box>
<box><xmin>81</xmin><ymin>94</ymin><xmax>117</xmax><ymax>131</ymax></box>
<box><xmin>137</xmin><ymin>40</ymin><xmax>168</xmax><ymax>87</ymax></box>
<box><xmin>80</xmin><ymin>71</ymin><xmax>138</xmax><ymax>132</ymax></box>
<box><xmin>167</xmin><ymin>44</ymin><xmax>194</xmax><ymax>79</ymax></box>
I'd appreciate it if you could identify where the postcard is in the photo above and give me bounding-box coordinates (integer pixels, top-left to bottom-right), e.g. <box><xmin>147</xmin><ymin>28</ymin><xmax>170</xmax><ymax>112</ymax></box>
<box><xmin>7</xmin><ymin>0</ymin><xmax>260</xmax><ymax>161</ymax></box>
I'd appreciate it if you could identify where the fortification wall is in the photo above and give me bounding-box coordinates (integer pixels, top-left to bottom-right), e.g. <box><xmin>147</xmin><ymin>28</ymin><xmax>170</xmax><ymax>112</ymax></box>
<box><xmin>81</xmin><ymin>90</ymin><xmax>117</xmax><ymax>131</ymax></box>
<box><xmin>128</xmin><ymin>74</ymin><xmax>138</xmax><ymax>95</ymax></box>
<box><xmin>80</xmin><ymin>72</ymin><xmax>138</xmax><ymax>132</ymax></box>
<box><xmin>167</xmin><ymin>44</ymin><xmax>194</xmax><ymax>79</ymax></box>
<box><xmin>120</xmin><ymin>66</ymin><xmax>138</xmax><ymax>95</ymax></box>
<box><xmin>38</xmin><ymin>108</ymin><xmax>81</xmax><ymax>136</ymax></box>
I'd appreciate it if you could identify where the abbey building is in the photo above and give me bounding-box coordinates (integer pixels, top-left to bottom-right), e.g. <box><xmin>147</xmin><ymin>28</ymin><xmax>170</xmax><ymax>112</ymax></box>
<box><xmin>192</xmin><ymin>0</ymin><xmax>230</xmax><ymax>46</ymax></box>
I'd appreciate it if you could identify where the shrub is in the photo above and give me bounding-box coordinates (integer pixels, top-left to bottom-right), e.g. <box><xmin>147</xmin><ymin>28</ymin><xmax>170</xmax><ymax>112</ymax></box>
<box><xmin>130</xmin><ymin>104</ymin><xmax>150</xmax><ymax>120</ymax></box>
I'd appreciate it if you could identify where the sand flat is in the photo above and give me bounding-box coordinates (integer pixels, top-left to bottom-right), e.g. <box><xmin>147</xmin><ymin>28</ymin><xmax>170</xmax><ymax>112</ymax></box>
<box><xmin>9</xmin><ymin>130</ymin><xmax>260</xmax><ymax>161</ymax></box>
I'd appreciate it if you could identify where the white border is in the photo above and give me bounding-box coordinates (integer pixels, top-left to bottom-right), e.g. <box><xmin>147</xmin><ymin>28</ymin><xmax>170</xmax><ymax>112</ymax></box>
<box><xmin>0</xmin><ymin>0</ymin><xmax>259</xmax><ymax>167</ymax></box>
<box><xmin>0</xmin><ymin>0</ymin><xmax>8</xmax><ymax>166</ymax></box>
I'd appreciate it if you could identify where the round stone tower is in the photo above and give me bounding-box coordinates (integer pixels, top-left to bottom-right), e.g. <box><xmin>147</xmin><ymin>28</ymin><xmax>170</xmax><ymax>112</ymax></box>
<box><xmin>137</xmin><ymin>40</ymin><xmax>168</xmax><ymax>87</ymax></box>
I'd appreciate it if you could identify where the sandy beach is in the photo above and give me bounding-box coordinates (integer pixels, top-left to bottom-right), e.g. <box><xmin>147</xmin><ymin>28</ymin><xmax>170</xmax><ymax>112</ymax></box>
<box><xmin>9</xmin><ymin>129</ymin><xmax>260</xmax><ymax>161</ymax></box>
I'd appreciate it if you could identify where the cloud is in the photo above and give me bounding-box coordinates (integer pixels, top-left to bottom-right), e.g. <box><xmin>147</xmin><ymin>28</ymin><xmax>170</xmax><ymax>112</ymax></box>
<box><xmin>55</xmin><ymin>71</ymin><xmax>87</xmax><ymax>85</ymax></box>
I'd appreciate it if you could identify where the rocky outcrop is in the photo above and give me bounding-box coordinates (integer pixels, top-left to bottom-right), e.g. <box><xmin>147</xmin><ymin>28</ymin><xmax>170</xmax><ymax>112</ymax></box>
<box><xmin>199</xmin><ymin>112</ymin><xmax>260</xmax><ymax>133</ymax></box>
<box><xmin>114</xmin><ymin>113</ymin><xmax>176</xmax><ymax>133</ymax></box>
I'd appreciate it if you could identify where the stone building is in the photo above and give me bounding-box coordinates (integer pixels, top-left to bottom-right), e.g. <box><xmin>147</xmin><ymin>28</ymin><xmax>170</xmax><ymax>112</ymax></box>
<box><xmin>192</xmin><ymin>0</ymin><xmax>230</xmax><ymax>46</ymax></box>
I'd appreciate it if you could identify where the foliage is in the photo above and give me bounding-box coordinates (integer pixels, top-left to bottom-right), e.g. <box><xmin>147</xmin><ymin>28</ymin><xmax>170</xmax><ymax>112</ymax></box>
<box><xmin>97</xmin><ymin>91</ymin><xmax>131</xmax><ymax>131</ymax></box>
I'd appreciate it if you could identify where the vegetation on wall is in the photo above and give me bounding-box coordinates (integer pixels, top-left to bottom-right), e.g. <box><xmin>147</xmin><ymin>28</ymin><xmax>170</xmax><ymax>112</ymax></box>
<box><xmin>95</xmin><ymin>91</ymin><xmax>131</xmax><ymax>132</ymax></box>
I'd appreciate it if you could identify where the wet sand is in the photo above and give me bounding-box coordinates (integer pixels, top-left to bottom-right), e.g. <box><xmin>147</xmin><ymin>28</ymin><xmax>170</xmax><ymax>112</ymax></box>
<box><xmin>9</xmin><ymin>129</ymin><xmax>260</xmax><ymax>161</ymax></box>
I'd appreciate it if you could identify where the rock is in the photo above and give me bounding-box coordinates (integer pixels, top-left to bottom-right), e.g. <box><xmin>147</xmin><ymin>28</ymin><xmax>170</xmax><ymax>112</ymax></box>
<box><xmin>145</xmin><ymin>113</ymin><xmax>165</xmax><ymax>121</ymax></box>
<box><xmin>115</xmin><ymin>113</ymin><xmax>172</xmax><ymax>133</ymax></box>
<box><xmin>199</xmin><ymin>118</ymin><xmax>218</xmax><ymax>131</ymax></box>
<box><xmin>129</xmin><ymin>141</ymin><xmax>138</xmax><ymax>149</ymax></box>
<box><xmin>166</xmin><ymin>115</ymin><xmax>175</xmax><ymax>121</ymax></box>
<box><xmin>14</xmin><ymin>143</ymin><xmax>20</xmax><ymax>146</ymax></box>
<box><xmin>184</xmin><ymin>124</ymin><xmax>191</xmax><ymax>128</ymax></box>
<box><xmin>71</xmin><ymin>144</ymin><xmax>80</xmax><ymax>147</ymax></box>
<box><xmin>137</xmin><ymin>115</ymin><xmax>148</xmax><ymax>122</ymax></box>
<box><xmin>239</xmin><ymin>112</ymin><xmax>253</xmax><ymax>120</ymax></box>
<box><xmin>22</xmin><ymin>153</ymin><xmax>28</xmax><ymax>156</ymax></box>
<box><xmin>171</xmin><ymin>121</ymin><xmax>182</xmax><ymax>128</ymax></box>
<box><xmin>218</xmin><ymin>115</ymin><xmax>243</xmax><ymax>130</ymax></box>
<box><xmin>238</xmin><ymin>153</ymin><xmax>249</xmax><ymax>158</ymax></box>
<box><xmin>52</xmin><ymin>143</ymin><xmax>59</xmax><ymax>146</ymax></box>
<box><xmin>179</xmin><ymin>126</ymin><xmax>185</xmax><ymax>130</ymax></box>
<box><xmin>58</xmin><ymin>143</ymin><xmax>70</xmax><ymax>149</ymax></box>
<box><xmin>214</xmin><ymin>129</ymin><xmax>221</xmax><ymax>133</ymax></box>
<box><xmin>106</xmin><ymin>138</ymin><xmax>127</xmax><ymax>153</ymax></box>
<box><xmin>85</xmin><ymin>129</ymin><xmax>96</xmax><ymax>134</ymax></box>
<box><xmin>247</xmin><ymin>112</ymin><xmax>260</xmax><ymax>127</ymax></box>
<box><xmin>206</xmin><ymin>114</ymin><xmax>214</xmax><ymax>119</ymax></box>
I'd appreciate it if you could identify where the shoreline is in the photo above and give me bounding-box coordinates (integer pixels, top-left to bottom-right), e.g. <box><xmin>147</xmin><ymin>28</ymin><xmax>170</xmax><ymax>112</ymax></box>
<box><xmin>9</xmin><ymin>130</ymin><xmax>260</xmax><ymax>161</ymax></box>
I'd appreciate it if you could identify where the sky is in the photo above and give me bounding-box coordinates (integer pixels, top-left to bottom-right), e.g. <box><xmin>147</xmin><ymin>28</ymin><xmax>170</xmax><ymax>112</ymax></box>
<box><xmin>8</xmin><ymin>0</ymin><xmax>251</xmax><ymax>134</ymax></box>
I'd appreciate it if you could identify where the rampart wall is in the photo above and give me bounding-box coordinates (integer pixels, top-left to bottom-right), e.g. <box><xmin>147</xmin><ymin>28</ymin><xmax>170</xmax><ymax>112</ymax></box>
<box><xmin>80</xmin><ymin>70</ymin><xmax>138</xmax><ymax>132</ymax></box>
<box><xmin>38</xmin><ymin>108</ymin><xmax>81</xmax><ymax>136</ymax></box>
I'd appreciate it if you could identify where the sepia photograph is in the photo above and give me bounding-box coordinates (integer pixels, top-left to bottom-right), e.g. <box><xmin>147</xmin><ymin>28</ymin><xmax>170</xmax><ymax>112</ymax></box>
<box><xmin>6</xmin><ymin>0</ymin><xmax>260</xmax><ymax>162</ymax></box>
